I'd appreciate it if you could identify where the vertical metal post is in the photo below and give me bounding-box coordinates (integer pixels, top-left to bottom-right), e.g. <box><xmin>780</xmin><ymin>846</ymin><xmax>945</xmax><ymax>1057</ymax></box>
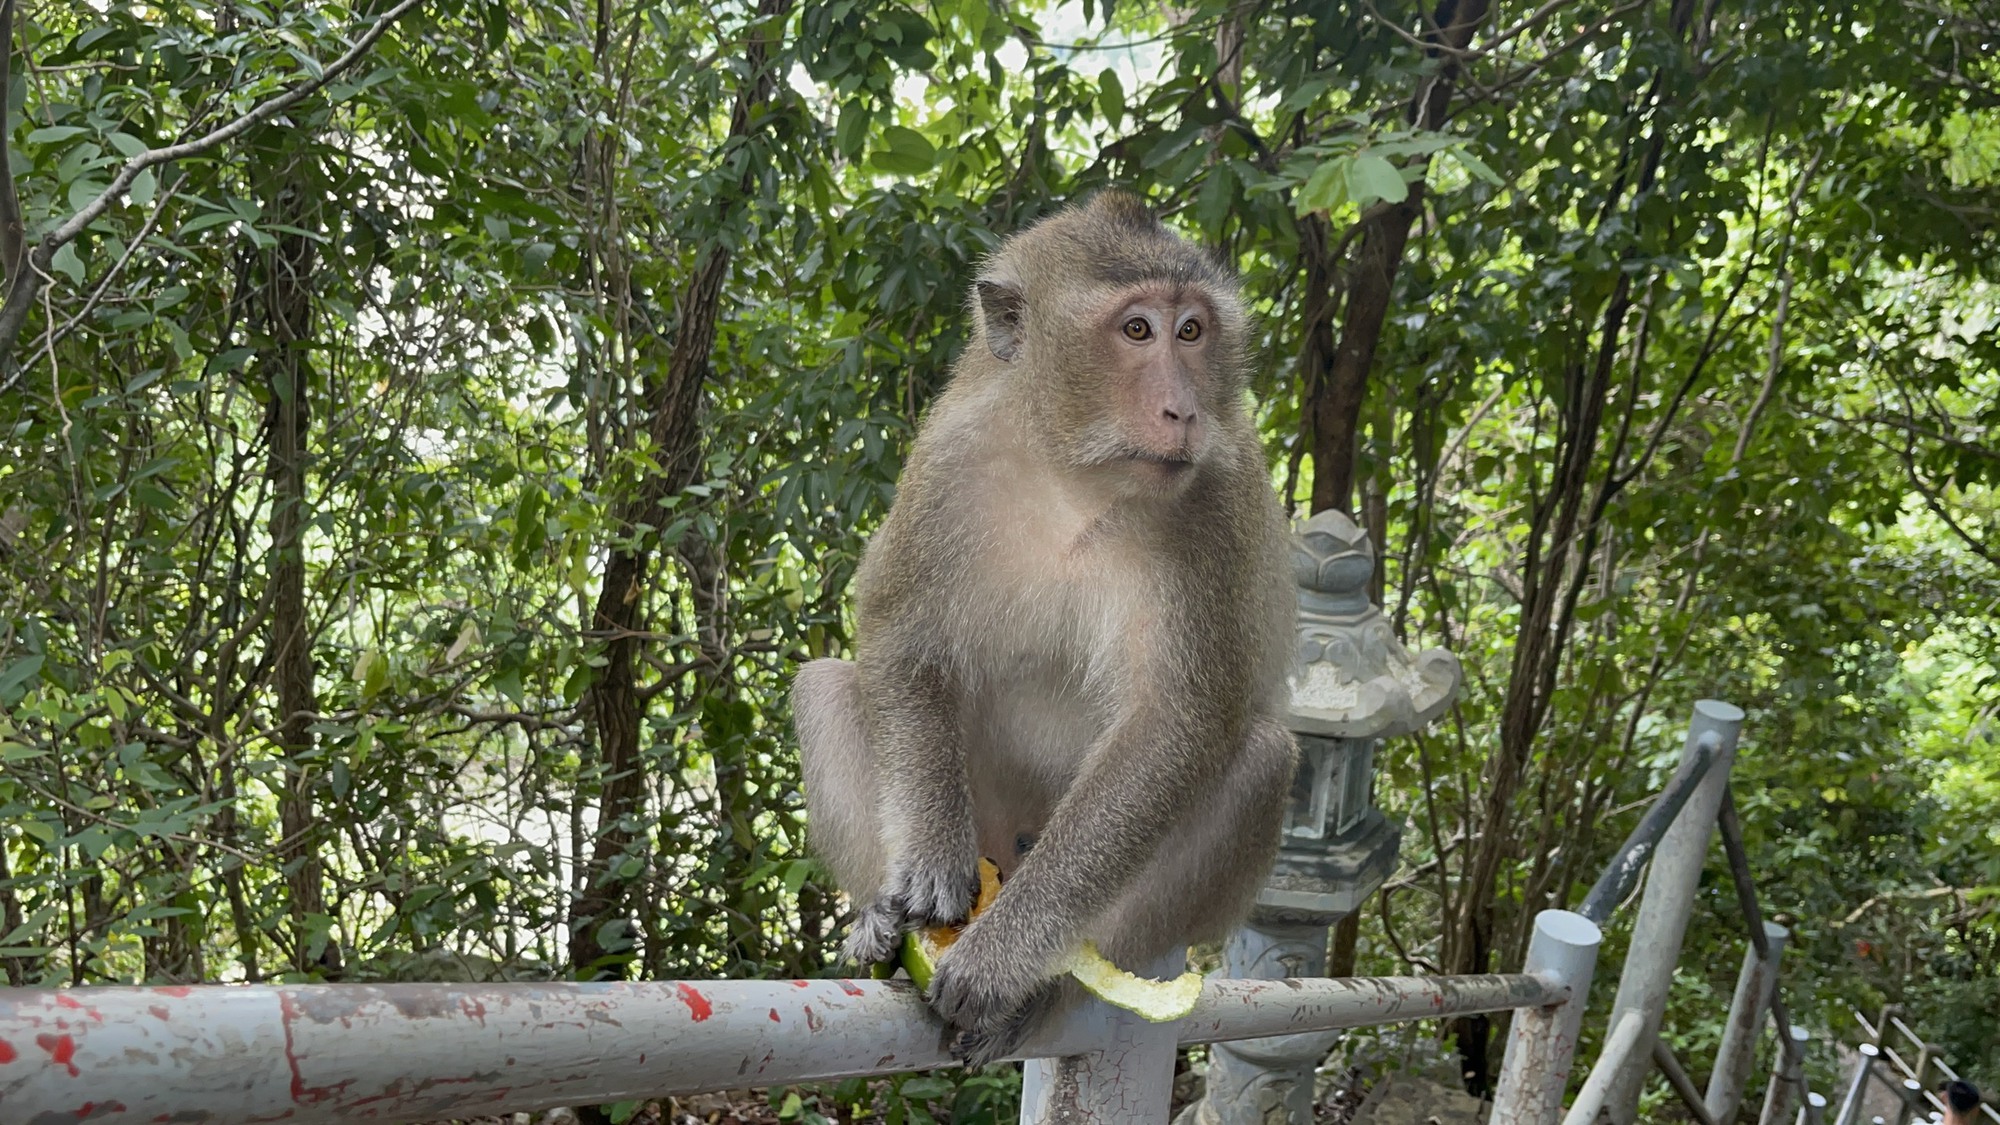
<box><xmin>1760</xmin><ymin>1024</ymin><xmax>1812</xmax><ymax>1125</ymax></box>
<box><xmin>1804</xmin><ymin>1091</ymin><xmax>1829</xmax><ymax>1125</ymax></box>
<box><xmin>1490</xmin><ymin>910</ymin><xmax>1603</xmax><ymax>1125</ymax></box>
<box><xmin>1021</xmin><ymin>951</ymin><xmax>1182</xmax><ymax>1124</ymax></box>
<box><xmin>1709</xmin><ymin>922</ymin><xmax>1791</xmax><ymax>1122</ymax></box>
<box><xmin>1893</xmin><ymin>1078</ymin><xmax>1923</xmax><ymax>1125</ymax></box>
<box><xmin>1834</xmin><ymin>1043</ymin><xmax>1882</xmax><ymax>1125</ymax></box>
<box><xmin>1599</xmin><ymin>699</ymin><xmax>1746</xmax><ymax>1123</ymax></box>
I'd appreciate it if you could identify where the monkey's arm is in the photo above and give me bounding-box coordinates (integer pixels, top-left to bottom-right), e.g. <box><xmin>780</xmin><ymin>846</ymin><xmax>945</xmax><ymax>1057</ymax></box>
<box><xmin>843</xmin><ymin>623</ymin><xmax>983</xmax><ymax>963</ymax></box>
<box><xmin>925</xmin><ymin>704</ymin><xmax>1242</xmax><ymax>1053</ymax></box>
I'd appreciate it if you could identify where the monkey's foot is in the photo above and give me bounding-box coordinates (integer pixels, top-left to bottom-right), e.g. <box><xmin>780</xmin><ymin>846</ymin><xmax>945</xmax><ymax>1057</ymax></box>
<box><xmin>943</xmin><ymin>982</ymin><xmax>1056</xmax><ymax>1068</ymax></box>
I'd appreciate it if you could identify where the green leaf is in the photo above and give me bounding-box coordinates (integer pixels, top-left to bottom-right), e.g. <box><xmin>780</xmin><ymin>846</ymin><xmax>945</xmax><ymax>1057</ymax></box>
<box><xmin>24</xmin><ymin>125</ymin><xmax>87</xmax><ymax>145</ymax></box>
<box><xmin>1449</xmin><ymin>146</ymin><xmax>1503</xmax><ymax>185</ymax></box>
<box><xmin>181</xmin><ymin>212</ymin><xmax>238</xmax><ymax>235</ymax></box>
<box><xmin>0</xmin><ymin>654</ymin><xmax>44</xmax><ymax>703</ymax></box>
<box><xmin>50</xmin><ymin>243</ymin><xmax>85</xmax><ymax>285</ymax></box>
<box><xmin>1098</xmin><ymin>68</ymin><xmax>1125</xmax><ymax>126</ymax></box>
<box><xmin>836</xmin><ymin>101</ymin><xmax>870</xmax><ymax>159</ymax></box>
<box><xmin>871</xmin><ymin>125</ymin><xmax>935</xmax><ymax>176</ymax></box>
<box><xmin>1296</xmin><ymin>156</ymin><xmax>1349</xmax><ymax>215</ymax></box>
<box><xmin>1346</xmin><ymin>154</ymin><xmax>1408</xmax><ymax>207</ymax></box>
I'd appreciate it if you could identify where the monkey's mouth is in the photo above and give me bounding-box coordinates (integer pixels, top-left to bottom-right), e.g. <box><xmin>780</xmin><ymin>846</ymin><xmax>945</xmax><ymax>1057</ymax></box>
<box><xmin>1127</xmin><ymin>451</ymin><xmax>1194</xmax><ymax>471</ymax></box>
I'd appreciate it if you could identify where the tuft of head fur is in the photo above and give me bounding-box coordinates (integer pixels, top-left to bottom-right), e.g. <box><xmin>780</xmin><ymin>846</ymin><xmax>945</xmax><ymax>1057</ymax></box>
<box><xmin>978</xmin><ymin>190</ymin><xmax>1234</xmax><ymax>296</ymax></box>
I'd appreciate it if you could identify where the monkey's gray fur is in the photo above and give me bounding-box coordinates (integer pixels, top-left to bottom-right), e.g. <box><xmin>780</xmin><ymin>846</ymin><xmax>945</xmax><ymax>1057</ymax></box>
<box><xmin>794</xmin><ymin>190</ymin><xmax>1298</xmax><ymax>1066</ymax></box>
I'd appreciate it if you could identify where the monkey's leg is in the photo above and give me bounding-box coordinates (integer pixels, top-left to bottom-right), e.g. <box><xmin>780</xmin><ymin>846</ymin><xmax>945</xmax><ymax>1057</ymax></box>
<box><xmin>793</xmin><ymin>659</ymin><xmax>887</xmax><ymax>904</ymax></box>
<box><xmin>1092</xmin><ymin>719</ymin><xmax>1297</xmax><ymax>967</ymax></box>
<box><xmin>929</xmin><ymin>718</ymin><xmax>1296</xmax><ymax>1065</ymax></box>
<box><xmin>854</xmin><ymin>634</ymin><xmax>982</xmax><ymax>957</ymax></box>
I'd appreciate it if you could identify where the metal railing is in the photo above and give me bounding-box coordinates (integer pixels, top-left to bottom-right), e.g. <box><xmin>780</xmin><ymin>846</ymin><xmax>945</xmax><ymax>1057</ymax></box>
<box><xmin>0</xmin><ymin>697</ymin><xmax>1895</xmax><ymax>1125</ymax></box>
<box><xmin>1835</xmin><ymin>1006</ymin><xmax>2000</xmax><ymax>1125</ymax></box>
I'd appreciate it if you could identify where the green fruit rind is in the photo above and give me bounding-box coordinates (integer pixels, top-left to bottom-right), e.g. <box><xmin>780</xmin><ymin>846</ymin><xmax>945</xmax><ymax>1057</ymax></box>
<box><xmin>901</xmin><ymin>930</ymin><xmax>942</xmax><ymax>991</ymax></box>
<box><xmin>1062</xmin><ymin>941</ymin><xmax>1204</xmax><ymax>1022</ymax></box>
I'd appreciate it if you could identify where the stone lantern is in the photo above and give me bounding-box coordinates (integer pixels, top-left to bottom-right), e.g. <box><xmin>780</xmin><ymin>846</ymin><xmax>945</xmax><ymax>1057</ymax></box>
<box><xmin>1182</xmin><ymin>510</ymin><xmax>1463</xmax><ymax>1125</ymax></box>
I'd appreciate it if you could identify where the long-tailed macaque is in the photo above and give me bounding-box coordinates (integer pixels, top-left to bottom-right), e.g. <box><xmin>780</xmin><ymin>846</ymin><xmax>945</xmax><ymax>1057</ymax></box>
<box><xmin>793</xmin><ymin>191</ymin><xmax>1297</xmax><ymax>1065</ymax></box>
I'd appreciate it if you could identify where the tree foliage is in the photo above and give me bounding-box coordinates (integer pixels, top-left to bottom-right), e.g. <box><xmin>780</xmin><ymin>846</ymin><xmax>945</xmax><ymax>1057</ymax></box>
<box><xmin>0</xmin><ymin>0</ymin><xmax>1996</xmax><ymax>1114</ymax></box>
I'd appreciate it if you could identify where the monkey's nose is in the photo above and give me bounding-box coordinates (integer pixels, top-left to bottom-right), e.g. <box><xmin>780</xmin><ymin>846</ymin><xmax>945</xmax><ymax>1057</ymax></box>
<box><xmin>1162</xmin><ymin>406</ymin><xmax>1196</xmax><ymax>425</ymax></box>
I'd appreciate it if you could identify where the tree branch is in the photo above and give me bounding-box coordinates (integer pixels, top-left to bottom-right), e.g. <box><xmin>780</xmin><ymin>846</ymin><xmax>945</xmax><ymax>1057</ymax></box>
<box><xmin>0</xmin><ymin>0</ymin><xmax>23</xmax><ymax>286</ymax></box>
<box><xmin>0</xmin><ymin>0</ymin><xmax>423</xmax><ymax>374</ymax></box>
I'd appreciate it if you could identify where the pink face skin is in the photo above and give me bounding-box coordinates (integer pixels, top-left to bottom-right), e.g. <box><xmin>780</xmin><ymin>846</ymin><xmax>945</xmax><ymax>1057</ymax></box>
<box><xmin>1085</xmin><ymin>284</ymin><xmax>1218</xmax><ymax>493</ymax></box>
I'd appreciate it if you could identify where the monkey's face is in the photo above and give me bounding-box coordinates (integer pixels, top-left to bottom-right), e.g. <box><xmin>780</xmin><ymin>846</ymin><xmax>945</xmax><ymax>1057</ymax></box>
<box><xmin>1054</xmin><ymin>282</ymin><xmax>1233</xmax><ymax>497</ymax></box>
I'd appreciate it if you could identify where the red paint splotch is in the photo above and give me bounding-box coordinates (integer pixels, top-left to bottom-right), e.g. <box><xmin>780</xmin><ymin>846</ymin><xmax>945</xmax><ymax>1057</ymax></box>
<box><xmin>675</xmin><ymin>983</ymin><xmax>712</xmax><ymax>1021</ymax></box>
<box><xmin>0</xmin><ymin>1039</ymin><xmax>15</xmax><ymax>1063</ymax></box>
<box><xmin>153</xmin><ymin>986</ymin><xmax>192</xmax><ymax>998</ymax></box>
<box><xmin>768</xmin><ymin>1008</ymin><xmax>781</xmax><ymax>1023</ymax></box>
<box><xmin>837</xmin><ymin>980</ymin><xmax>864</xmax><ymax>997</ymax></box>
<box><xmin>277</xmin><ymin>992</ymin><xmax>353</xmax><ymax>1105</ymax></box>
<box><xmin>36</xmin><ymin>1032</ymin><xmax>79</xmax><ymax>1077</ymax></box>
<box><xmin>148</xmin><ymin>1005</ymin><xmax>172</xmax><ymax>1022</ymax></box>
<box><xmin>790</xmin><ymin>979</ymin><xmax>810</xmax><ymax>988</ymax></box>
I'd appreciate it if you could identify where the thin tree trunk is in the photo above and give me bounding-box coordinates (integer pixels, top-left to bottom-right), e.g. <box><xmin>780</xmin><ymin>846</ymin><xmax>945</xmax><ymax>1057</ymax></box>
<box><xmin>1446</xmin><ymin>0</ymin><xmax>1702</xmax><ymax>1076</ymax></box>
<box><xmin>0</xmin><ymin>833</ymin><xmax>30</xmax><ymax>985</ymax></box>
<box><xmin>260</xmin><ymin>171</ymin><xmax>328</xmax><ymax>976</ymax></box>
<box><xmin>568</xmin><ymin>0</ymin><xmax>795</xmax><ymax>979</ymax></box>
<box><xmin>1303</xmin><ymin>0</ymin><xmax>1492</xmax><ymax>516</ymax></box>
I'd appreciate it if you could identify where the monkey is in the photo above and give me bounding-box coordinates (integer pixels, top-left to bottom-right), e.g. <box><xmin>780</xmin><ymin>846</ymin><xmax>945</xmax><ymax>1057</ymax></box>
<box><xmin>792</xmin><ymin>190</ymin><xmax>1298</xmax><ymax>1066</ymax></box>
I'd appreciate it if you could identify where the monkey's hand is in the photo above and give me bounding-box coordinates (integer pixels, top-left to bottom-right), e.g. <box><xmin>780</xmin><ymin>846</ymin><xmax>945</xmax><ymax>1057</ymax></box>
<box><xmin>925</xmin><ymin>921</ymin><xmax>1059</xmax><ymax>1067</ymax></box>
<box><xmin>841</xmin><ymin>857</ymin><xmax>982</xmax><ymax>965</ymax></box>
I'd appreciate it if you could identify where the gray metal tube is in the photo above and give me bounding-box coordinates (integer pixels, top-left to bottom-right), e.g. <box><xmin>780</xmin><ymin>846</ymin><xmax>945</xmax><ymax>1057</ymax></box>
<box><xmin>0</xmin><ymin>971</ymin><xmax>1562</xmax><ymax>1124</ymax></box>
<box><xmin>1835</xmin><ymin>1043</ymin><xmax>1883</xmax><ymax>1125</ymax></box>
<box><xmin>1489</xmin><ymin>910</ymin><xmax>1603</xmax><ymax>1125</ymax></box>
<box><xmin>1760</xmin><ymin>1024</ymin><xmax>1812</xmax><ymax>1125</ymax></box>
<box><xmin>1708</xmin><ymin>922</ymin><xmax>1791</xmax><ymax>1122</ymax></box>
<box><xmin>1803</xmin><ymin>1090</ymin><xmax>1829</xmax><ymax>1125</ymax></box>
<box><xmin>1578</xmin><ymin>741</ymin><xmax>1715</xmax><ymax>925</ymax></box>
<box><xmin>1020</xmin><ymin>949</ymin><xmax>1181</xmax><ymax>1124</ymax></box>
<box><xmin>1186</xmin><ymin>916</ymin><xmax>1348</xmax><ymax>1125</ymax></box>
<box><xmin>1599</xmin><ymin>700</ymin><xmax>1745</xmax><ymax>1122</ymax></box>
<box><xmin>1560</xmin><ymin>1010</ymin><xmax>1646</xmax><ymax>1125</ymax></box>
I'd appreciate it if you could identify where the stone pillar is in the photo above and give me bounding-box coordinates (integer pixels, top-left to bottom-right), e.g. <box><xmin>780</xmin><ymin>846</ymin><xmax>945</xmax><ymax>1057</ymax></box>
<box><xmin>1181</xmin><ymin>512</ymin><xmax>1461</xmax><ymax>1125</ymax></box>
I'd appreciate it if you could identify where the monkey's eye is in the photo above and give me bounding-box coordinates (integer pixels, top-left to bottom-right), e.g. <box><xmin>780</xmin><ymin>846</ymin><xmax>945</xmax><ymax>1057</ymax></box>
<box><xmin>1177</xmin><ymin>318</ymin><xmax>1203</xmax><ymax>342</ymax></box>
<box><xmin>1122</xmin><ymin>317</ymin><xmax>1152</xmax><ymax>341</ymax></box>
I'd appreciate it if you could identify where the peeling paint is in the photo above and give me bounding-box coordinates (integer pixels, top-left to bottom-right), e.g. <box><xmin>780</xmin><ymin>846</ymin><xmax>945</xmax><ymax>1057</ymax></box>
<box><xmin>37</xmin><ymin>1032</ymin><xmax>79</xmax><ymax>1076</ymax></box>
<box><xmin>675</xmin><ymin>984</ymin><xmax>712</xmax><ymax>1021</ymax></box>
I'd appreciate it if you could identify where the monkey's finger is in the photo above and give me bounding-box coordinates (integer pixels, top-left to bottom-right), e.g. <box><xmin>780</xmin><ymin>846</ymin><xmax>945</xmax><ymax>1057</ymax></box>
<box><xmin>841</xmin><ymin>904</ymin><xmax>904</xmax><ymax>965</ymax></box>
<box><xmin>886</xmin><ymin>863</ymin><xmax>981</xmax><ymax>929</ymax></box>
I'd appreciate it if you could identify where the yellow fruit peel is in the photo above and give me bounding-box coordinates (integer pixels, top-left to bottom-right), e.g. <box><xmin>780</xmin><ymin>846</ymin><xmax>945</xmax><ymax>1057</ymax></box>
<box><xmin>1062</xmin><ymin>941</ymin><xmax>1203</xmax><ymax>1022</ymax></box>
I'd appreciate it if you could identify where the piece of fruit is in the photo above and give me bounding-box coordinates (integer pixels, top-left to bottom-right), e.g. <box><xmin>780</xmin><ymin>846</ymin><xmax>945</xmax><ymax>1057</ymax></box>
<box><xmin>883</xmin><ymin>863</ymin><xmax>1202</xmax><ymax>1022</ymax></box>
<box><xmin>1062</xmin><ymin>941</ymin><xmax>1204</xmax><ymax>1022</ymax></box>
<box><xmin>895</xmin><ymin>858</ymin><xmax>1002</xmax><ymax>990</ymax></box>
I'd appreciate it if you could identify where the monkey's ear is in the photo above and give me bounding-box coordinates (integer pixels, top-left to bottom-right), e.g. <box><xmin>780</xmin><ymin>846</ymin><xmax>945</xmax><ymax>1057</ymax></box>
<box><xmin>977</xmin><ymin>280</ymin><xmax>1025</xmax><ymax>362</ymax></box>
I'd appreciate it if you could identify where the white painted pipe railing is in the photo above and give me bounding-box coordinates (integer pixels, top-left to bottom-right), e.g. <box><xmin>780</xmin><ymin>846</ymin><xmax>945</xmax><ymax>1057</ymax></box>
<box><xmin>1490</xmin><ymin>910</ymin><xmax>1604</xmax><ymax>1125</ymax></box>
<box><xmin>1560</xmin><ymin>1009</ymin><xmax>1647</xmax><ymax>1125</ymax></box>
<box><xmin>0</xmin><ymin>970</ymin><xmax>1563</xmax><ymax>1124</ymax></box>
